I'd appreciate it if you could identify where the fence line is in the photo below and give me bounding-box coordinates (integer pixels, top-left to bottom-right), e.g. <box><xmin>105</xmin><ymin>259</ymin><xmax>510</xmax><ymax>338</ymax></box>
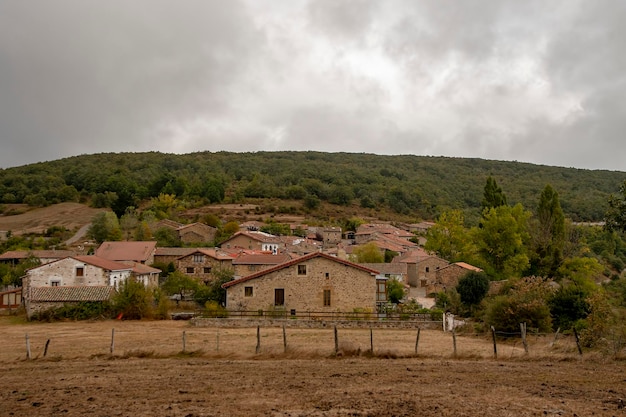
<box><xmin>4</xmin><ymin>323</ymin><xmax>592</xmax><ymax>362</ymax></box>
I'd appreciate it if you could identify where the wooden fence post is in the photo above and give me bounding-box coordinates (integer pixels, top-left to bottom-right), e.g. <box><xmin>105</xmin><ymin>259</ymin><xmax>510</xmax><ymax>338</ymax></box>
<box><xmin>25</xmin><ymin>334</ymin><xmax>31</xmax><ymax>360</ymax></box>
<box><xmin>370</xmin><ymin>327</ymin><xmax>374</xmax><ymax>354</ymax></box>
<box><xmin>182</xmin><ymin>331</ymin><xmax>186</xmax><ymax>353</ymax></box>
<box><xmin>256</xmin><ymin>326</ymin><xmax>261</xmax><ymax>354</ymax></box>
<box><xmin>573</xmin><ymin>327</ymin><xmax>583</xmax><ymax>356</ymax></box>
<box><xmin>491</xmin><ymin>326</ymin><xmax>497</xmax><ymax>359</ymax></box>
<box><xmin>520</xmin><ymin>323</ymin><xmax>528</xmax><ymax>355</ymax></box>
<box><xmin>283</xmin><ymin>324</ymin><xmax>287</xmax><ymax>353</ymax></box>
<box><xmin>110</xmin><ymin>328</ymin><xmax>115</xmax><ymax>354</ymax></box>
<box><xmin>43</xmin><ymin>339</ymin><xmax>51</xmax><ymax>358</ymax></box>
<box><xmin>452</xmin><ymin>328</ymin><xmax>457</xmax><ymax>358</ymax></box>
<box><xmin>415</xmin><ymin>327</ymin><xmax>421</xmax><ymax>355</ymax></box>
<box><xmin>334</xmin><ymin>325</ymin><xmax>339</xmax><ymax>355</ymax></box>
<box><xmin>216</xmin><ymin>328</ymin><xmax>220</xmax><ymax>352</ymax></box>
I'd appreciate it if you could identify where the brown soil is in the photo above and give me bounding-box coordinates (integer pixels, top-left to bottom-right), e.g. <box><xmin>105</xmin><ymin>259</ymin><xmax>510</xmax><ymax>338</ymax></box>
<box><xmin>1</xmin><ymin>318</ymin><xmax>625</xmax><ymax>416</ymax></box>
<box><xmin>0</xmin><ymin>203</ymin><xmax>105</xmax><ymax>236</ymax></box>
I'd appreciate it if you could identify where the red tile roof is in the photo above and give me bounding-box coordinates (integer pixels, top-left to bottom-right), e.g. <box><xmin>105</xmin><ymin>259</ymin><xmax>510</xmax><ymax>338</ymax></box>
<box><xmin>74</xmin><ymin>255</ymin><xmax>133</xmax><ymax>271</ymax></box>
<box><xmin>232</xmin><ymin>253</ymin><xmax>292</xmax><ymax>265</ymax></box>
<box><xmin>223</xmin><ymin>252</ymin><xmax>380</xmax><ymax>289</ymax></box>
<box><xmin>95</xmin><ymin>241</ymin><xmax>157</xmax><ymax>262</ymax></box>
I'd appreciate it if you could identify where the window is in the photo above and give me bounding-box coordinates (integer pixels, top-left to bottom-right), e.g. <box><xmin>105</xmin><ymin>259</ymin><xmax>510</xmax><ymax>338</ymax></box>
<box><xmin>323</xmin><ymin>289</ymin><xmax>331</xmax><ymax>307</ymax></box>
<box><xmin>425</xmin><ymin>267</ymin><xmax>430</xmax><ymax>273</ymax></box>
<box><xmin>186</xmin><ymin>267</ymin><xmax>195</xmax><ymax>274</ymax></box>
<box><xmin>377</xmin><ymin>280</ymin><xmax>387</xmax><ymax>302</ymax></box>
<box><xmin>76</xmin><ymin>267</ymin><xmax>84</xmax><ymax>277</ymax></box>
<box><xmin>274</xmin><ymin>288</ymin><xmax>285</xmax><ymax>306</ymax></box>
<box><xmin>325</xmin><ymin>272</ymin><xmax>330</xmax><ymax>279</ymax></box>
<box><xmin>245</xmin><ymin>286</ymin><xmax>253</xmax><ymax>297</ymax></box>
<box><xmin>297</xmin><ymin>264</ymin><xmax>307</xmax><ymax>276</ymax></box>
<box><xmin>51</xmin><ymin>280</ymin><xmax>60</xmax><ymax>287</ymax></box>
<box><xmin>193</xmin><ymin>254</ymin><xmax>204</xmax><ymax>263</ymax></box>
<box><xmin>203</xmin><ymin>267</ymin><xmax>212</xmax><ymax>274</ymax></box>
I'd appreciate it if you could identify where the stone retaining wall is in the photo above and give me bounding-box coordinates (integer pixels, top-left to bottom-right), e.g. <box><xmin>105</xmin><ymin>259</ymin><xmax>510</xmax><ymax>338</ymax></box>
<box><xmin>191</xmin><ymin>317</ymin><xmax>443</xmax><ymax>330</ymax></box>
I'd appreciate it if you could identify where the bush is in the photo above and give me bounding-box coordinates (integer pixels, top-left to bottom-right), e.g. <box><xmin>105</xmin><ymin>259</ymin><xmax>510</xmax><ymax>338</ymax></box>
<box><xmin>111</xmin><ymin>278</ymin><xmax>154</xmax><ymax>320</ymax></box>
<box><xmin>483</xmin><ymin>277</ymin><xmax>554</xmax><ymax>334</ymax></box>
<box><xmin>31</xmin><ymin>302</ymin><xmax>113</xmax><ymax>322</ymax></box>
<box><xmin>204</xmin><ymin>301</ymin><xmax>228</xmax><ymax>318</ymax></box>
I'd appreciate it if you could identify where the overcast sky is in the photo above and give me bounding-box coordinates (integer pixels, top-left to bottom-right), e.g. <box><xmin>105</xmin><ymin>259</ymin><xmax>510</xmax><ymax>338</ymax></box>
<box><xmin>1</xmin><ymin>1</ymin><xmax>625</xmax><ymax>171</ymax></box>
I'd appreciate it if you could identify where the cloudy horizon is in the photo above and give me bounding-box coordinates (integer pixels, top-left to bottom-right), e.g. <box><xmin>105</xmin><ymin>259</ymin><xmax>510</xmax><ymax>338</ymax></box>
<box><xmin>1</xmin><ymin>1</ymin><xmax>625</xmax><ymax>171</ymax></box>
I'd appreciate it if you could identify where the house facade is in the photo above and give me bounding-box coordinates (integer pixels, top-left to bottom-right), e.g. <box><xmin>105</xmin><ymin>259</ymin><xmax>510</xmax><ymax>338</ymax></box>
<box><xmin>220</xmin><ymin>231</ymin><xmax>283</xmax><ymax>253</ymax></box>
<box><xmin>176</xmin><ymin>249</ymin><xmax>234</xmax><ymax>283</ymax></box>
<box><xmin>231</xmin><ymin>253</ymin><xmax>292</xmax><ymax>278</ymax></box>
<box><xmin>177</xmin><ymin>223</ymin><xmax>217</xmax><ymax>244</ymax></box>
<box><xmin>223</xmin><ymin>252</ymin><xmax>386</xmax><ymax>313</ymax></box>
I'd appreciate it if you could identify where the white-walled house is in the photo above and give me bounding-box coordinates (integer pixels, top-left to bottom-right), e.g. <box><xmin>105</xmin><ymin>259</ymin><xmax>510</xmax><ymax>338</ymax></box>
<box><xmin>22</xmin><ymin>255</ymin><xmax>135</xmax><ymax>318</ymax></box>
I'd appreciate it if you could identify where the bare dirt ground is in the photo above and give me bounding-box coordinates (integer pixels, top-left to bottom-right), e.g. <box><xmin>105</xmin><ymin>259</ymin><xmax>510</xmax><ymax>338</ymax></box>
<box><xmin>0</xmin><ymin>203</ymin><xmax>104</xmax><ymax>236</ymax></box>
<box><xmin>1</xmin><ymin>318</ymin><xmax>625</xmax><ymax>417</ymax></box>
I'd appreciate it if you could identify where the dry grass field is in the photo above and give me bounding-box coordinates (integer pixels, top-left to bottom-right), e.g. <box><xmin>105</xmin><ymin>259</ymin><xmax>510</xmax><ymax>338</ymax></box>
<box><xmin>1</xmin><ymin>317</ymin><xmax>625</xmax><ymax>416</ymax></box>
<box><xmin>0</xmin><ymin>203</ymin><xmax>104</xmax><ymax>236</ymax></box>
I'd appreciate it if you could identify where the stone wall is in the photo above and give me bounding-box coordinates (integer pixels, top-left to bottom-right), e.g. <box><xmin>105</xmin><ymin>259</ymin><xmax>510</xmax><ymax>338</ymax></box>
<box><xmin>191</xmin><ymin>317</ymin><xmax>443</xmax><ymax>330</ymax></box>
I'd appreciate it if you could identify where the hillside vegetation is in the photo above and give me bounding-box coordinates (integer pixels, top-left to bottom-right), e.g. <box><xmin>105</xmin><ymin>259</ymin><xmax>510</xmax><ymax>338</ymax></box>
<box><xmin>0</xmin><ymin>151</ymin><xmax>624</xmax><ymax>224</ymax></box>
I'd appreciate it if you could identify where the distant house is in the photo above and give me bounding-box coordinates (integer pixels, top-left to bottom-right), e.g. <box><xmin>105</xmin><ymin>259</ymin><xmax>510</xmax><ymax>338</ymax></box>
<box><xmin>427</xmin><ymin>262</ymin><xmax>483</xmax><ymax>295</ymax></box>
<box><xmin>153</xmin><ymin>247</ymin><xmax>197</xmax><ymax>266</ymax></box>
<box><xmin>231</xmin><ymin>252</ymin><xmax>293</xmax><ymax>278</ymax></box>
<box><xmin>220</xmin><ymin>231</ymin><xmax>283</xmax><ymax>253</ymax></box>
<box><xmin>175</xmin><ymin>248</ymin><xmax>234</xmax><ymax>284</ymax></box>
<box><xmin>177</xmin><ymin>223</ymin><xmax>217</xmax><ymax>244</ymax></box>
<box><xmin>0</xmin><ymin>249</ymin><xmax>76</xmax><ymax>265</ymax></box>
<box><xmin>95</xmin><ymin>241</ymin><xmax>157</xmax><ymax>265</ymax></box>
<box><xmin>223</xmin><ymin>252</ymin><xmax>387</xmax><ymax>313</ymax></box>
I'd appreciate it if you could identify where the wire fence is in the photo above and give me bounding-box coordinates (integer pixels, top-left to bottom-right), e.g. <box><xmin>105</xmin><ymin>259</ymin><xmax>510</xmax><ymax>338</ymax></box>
<box><xmin>0</xmin><ymin>319</ymin><xmax>592</xmax><ymax>362</ymax></box>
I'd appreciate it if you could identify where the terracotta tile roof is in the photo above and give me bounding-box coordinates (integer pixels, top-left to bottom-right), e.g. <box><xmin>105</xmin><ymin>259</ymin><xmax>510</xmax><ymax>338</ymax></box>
<box><xmin>131</xmin><ymin>263</ymin><xmax>162</xmax><ymax>274</ymax></box>
<box><xmin>232</xmin><ymin>253</ymin><xmax>292</xmax><ymax>265</ymax></box>
<box><xmin>449</xmin><ymin>262</ymin><xmax>483</xmax><ymax>272</ymax></box>
<box><xmin>95</xmin><ymin>241</ymin><xmax>157</xmax><ymax>262</ymax></box>
<box><xmin>223</xmin><ymin>252</ymin><xmax>380</xmax><ymax>289</ymax></box>
<box><xmin>74</xmin><ymin>255</ymin><xmax>133</xmax><ymax>271</ymax></box>
<box><xmin>177</xmin><ymin>248</ymin><xmax>234</xmax><ymax>261</ymax></box>
<box><xmin>29</xmin><ymin>286</ymin><xmax>115</xmax><ymax>302</ymax></box>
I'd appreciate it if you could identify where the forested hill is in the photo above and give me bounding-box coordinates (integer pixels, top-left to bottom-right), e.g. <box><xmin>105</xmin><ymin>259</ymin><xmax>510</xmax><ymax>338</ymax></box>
<box><xmin>0</xmin><ymin>151</ymin><xmax>624</xmax><ymax>223</ymax></box>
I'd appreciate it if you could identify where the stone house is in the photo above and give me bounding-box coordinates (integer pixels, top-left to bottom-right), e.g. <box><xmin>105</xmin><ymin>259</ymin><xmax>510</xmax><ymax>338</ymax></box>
<box><xmin>223</xmin><ymin>252</ymin><xmax>386</xmax><ymax>314</ymax></box>
<box><xmin>427</xmin><ymin>262</ymin><xmax>483</xmax><ymax>295</ymax></box>
<box><xmin>176</xmin><ymin>223</ymin><xmax>217</xmax><ymax>244</ymax></box>
<box><xmin>176</xmin><ymin>249</ymin><xmax>234</xmax><ymax>284</ymax></box>
<box><xmin>220</xmin><ymin>231</ymin><xmax>283</xmax><ymax>253</ymax></box>
<box><xmin>21</xmin><ymin>255</ymin><xmax>133</xmax><ymax>318</ymax></box>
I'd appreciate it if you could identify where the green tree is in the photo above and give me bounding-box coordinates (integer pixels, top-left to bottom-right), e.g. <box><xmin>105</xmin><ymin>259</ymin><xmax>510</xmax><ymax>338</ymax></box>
<box><xmin>425</xmin><ymin>209</ymin><xmax>475</xmax><ymax>262</ymax></box>
<box><xmin>528</xmin><ymin>184</ymin><xmax>566</xmax><ymax>277</ymax></box>
<box><xmin>481</xmin><ymin>176</ymin><xmax>507</xmax><ymax>212</ymax></box>
<box><xmin>194</xmin><ymin>268</ymin><xmax>235</xmax><ymax>306</ymax></box>
<box><xmin>352</xmin><ymin>242</ymin><xmax>384</xmax><ymax>263</ymax></box>
<box><xmin>119</xmin><ymin>207</ymin><xmax>139</xmax><ymax>241</ymax></box>
<box><xmin>88</xmin><ymin>211</ymin><xmax>122</xmax><ymax>243</ymax></box>
<box><xmin>548</xmin><ymin>285</ymin><xmax>591</xmax><ymax>331</ymax></box>
<box><xmin>604</xmin><ymin>180</ymin><xmax>626</xmax><ymax>232</ymax></box>
<box><xmin>386</xmin><ymin>278</ymin><xmax>405</xmax><ymax>304</ymax></box>
<box><xmin>153</xmin><ymin>227</ymin><xmax>181</xmax><ymax>247</ymax></box>
<box><xmin>473</xmin><ymin>204</ymin><xmax>530</xmax><ymax>279</ymax></box>
<box><xmin>456</xmin><ymin>271</ymin><xmax>490</xmax><ymax>307</ymax></box>
<box><xmin>161</xmin><ymin>271</ymin><xmax>199</xmax><ymax>301</ymax></box>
